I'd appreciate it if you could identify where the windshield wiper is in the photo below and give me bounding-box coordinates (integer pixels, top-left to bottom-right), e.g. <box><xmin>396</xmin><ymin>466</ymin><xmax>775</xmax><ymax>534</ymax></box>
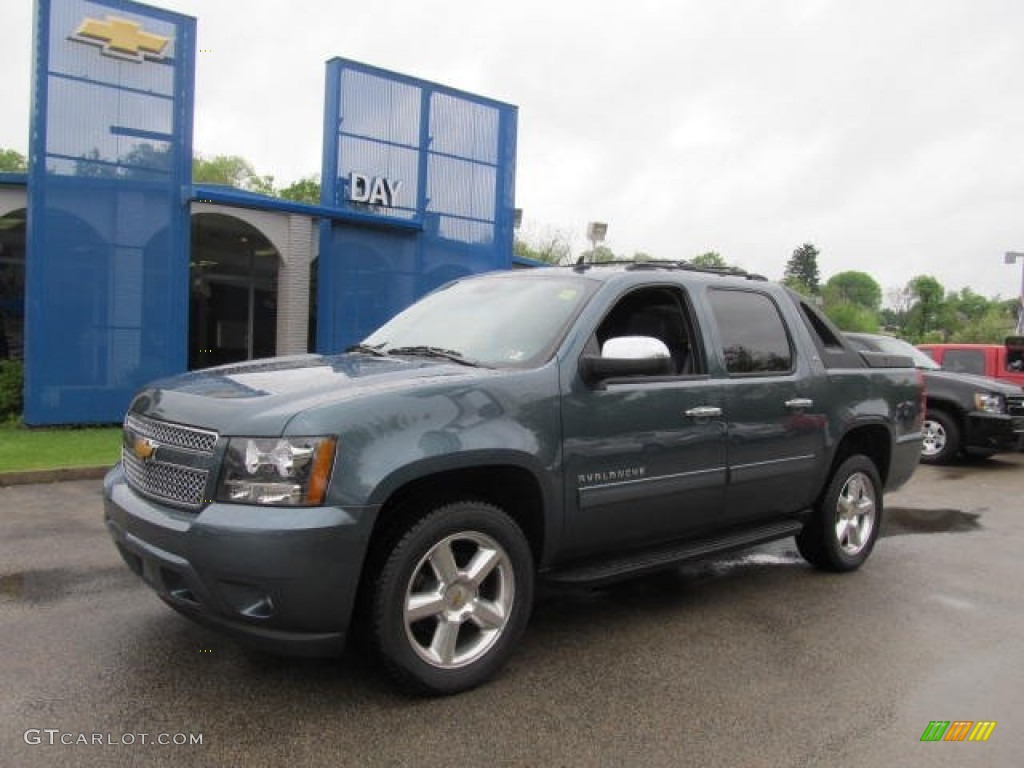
<box><xmin>386</xmin><ymin>346</ymin><xmax>483</xmax><ymax>367</ymax></box>
<box><xmin>345</xmin><ymin>343</ymin><xmax>389</xmax><ymax>358</ymax></box>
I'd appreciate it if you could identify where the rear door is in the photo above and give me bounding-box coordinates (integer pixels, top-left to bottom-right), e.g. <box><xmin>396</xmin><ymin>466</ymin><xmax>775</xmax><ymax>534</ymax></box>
<box><xmin>705</xmin><ymin>288</ymin><xmax>827</xmax><ymax>525</ymax></box>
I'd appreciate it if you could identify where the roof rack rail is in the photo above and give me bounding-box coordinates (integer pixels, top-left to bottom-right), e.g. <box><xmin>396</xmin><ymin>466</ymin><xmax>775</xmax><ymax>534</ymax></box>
<box><xmin>571</xmin><ymin>258</ymin><xmax>641</xmax><ymax>272</ymax></box>
<box><xmin>571</xmin><ymin>258</ymin><xmax>767</xmax><ymax>281</ymax></box>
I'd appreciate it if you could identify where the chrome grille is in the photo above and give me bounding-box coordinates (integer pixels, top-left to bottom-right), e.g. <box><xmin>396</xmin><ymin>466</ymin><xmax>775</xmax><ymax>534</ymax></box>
<box><xmin>1007</xmin><ymin>395</ymin><xmax>1024</xmax><ymax>432</ymax></box>
<box><xmin>122</xmin><ymin>414</ymin><xmax>219</xmax><ymax>510</ymax></box>
<box><xmin>122</xmin><ymin>450</ymin><xmax>209</xmax><ymax>509</ymax></box>
<box><xmin>124</xmin><ymin>413</ymin><xmax>218</xmax><ymax>454</ymax></box>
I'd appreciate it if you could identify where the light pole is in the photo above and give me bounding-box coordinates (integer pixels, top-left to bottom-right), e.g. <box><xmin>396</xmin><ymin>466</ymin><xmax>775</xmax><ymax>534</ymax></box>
<box><xmin>586</xmin><ymin>221</ymin><xmax>607</xmax><ymax>263</ymax></box>
<box><xmin>1005</xmin><ymin>251</ymin><xmax>1024</xmax><ymax>335</ymax></box>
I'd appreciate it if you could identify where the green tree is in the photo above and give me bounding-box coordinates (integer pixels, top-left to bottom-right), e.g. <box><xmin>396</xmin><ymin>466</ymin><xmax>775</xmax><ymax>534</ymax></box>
<box><xmin>821</xmin><ymin>271</ymin><xmax>882</xmax><ymax>332</ymax></box>
<box><xmin>824</xmin><ymin>302</ymin><xmax>880</xmax><ymax>332</ymax></box>
<box><xmin>0</xmin><ymin>360</ymin><xmax>23</xmax><ymax>422</ymax></box>
<box><xmin>823</xmin><ymin>271</ymin><xmax>881</xmax><ymax>311</ymax></box>
<box><xmin>247</xmin><ymin>175</ymin><xmax>275</xmax><ymax>195</ymax></box>
<box><xmin>279</xmin><ymin>175</ymin><xmax>321</xmax><ymax>205</ymax></box>
<box><xmin>904</xmin><ymin>275</ymin><xmax>948</xmax><ymax>341</ymax></box>
<box><xmin>193</xmin><ymin>154</ymin><xmax>250</xmax><ymax>185</ymax></box>
<box><xmin>691</xmin><ymin>251</ymin><xmax>727</xmax><ymax>269</ymax></box>
<box><xmin>783</xmin><ymin>277</ymin><xmax>817</xmax><ymax>298</ymax></box>
<box><xmin>193</xmin><ymin>153</ymin><xmax>275</xmax><ymax>195</ymax></box>
<box><xmin>783</xmin><ymin>243</ymin><xmax>821</xmax><ymax>294</ymax></box>
<box><xmin>881</xmin><ymin>285</ymin><xmax>914</xmax><ymax>334</ymax></box>
<box><xmin>951</xmin><ymin>302</ymin><xmax>1015</xmax><ymax>343</ymax></box>
<box><xmin>514</xmin><ymin>227</ymin><xmax>573</xmax><ymax>265</ymax></box>
<box><xmin>73</xmin><ymin>148</ymin><xmax>116</xmax><ymax>178</ymax></box>
<box><xmin>950</xmin><ymin>287</ymin><xmax>990</xmax><ymax>322</ymax></box>
<box><xmin>122</xmin><ymin>143</ymin><xmax>172</xmax><ymax>177</ymax></box>
<box><xmin>0</xmin><ymin>148</ymin><xmax>27</xmax><ymax>173</ymax></box>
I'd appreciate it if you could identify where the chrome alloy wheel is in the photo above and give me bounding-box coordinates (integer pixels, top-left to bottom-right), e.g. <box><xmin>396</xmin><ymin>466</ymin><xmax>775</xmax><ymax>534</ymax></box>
<box><xmin>834</xmin><ymin>471</ymin><xmax>877</xmax><ymax>556</ymax></box>
<box><xmin>403</xmin><ymin>531</ymin><xmax>515</xmax><ymax>669</ymax></box>
<box><xmin>921</xmin><ymin>418</ymin><xmax>947</xmax><ymax>458</ymax></box>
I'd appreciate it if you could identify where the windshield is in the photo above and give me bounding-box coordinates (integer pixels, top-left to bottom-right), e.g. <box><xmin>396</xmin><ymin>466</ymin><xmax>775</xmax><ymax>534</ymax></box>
<box><xmin>363</xmin><ymin>273</ymin><xmax>597</xmax><ymax>368</ymax></box>
<box><xmin>848</xmin><ymin>334</ymin><xmax>941</xmax><ymax>370</ymax></box>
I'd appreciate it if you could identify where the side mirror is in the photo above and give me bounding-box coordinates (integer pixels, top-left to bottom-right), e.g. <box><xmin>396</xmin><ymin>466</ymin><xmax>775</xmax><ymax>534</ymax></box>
<box><xmin>580</xmin><ymin>335</ymin><xmax>672</xmax><ymax>388</ymax></box>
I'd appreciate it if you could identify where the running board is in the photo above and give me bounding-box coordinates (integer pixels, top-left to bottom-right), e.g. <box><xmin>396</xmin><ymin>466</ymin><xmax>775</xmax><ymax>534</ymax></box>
<box><xmin>544</xmin><ymin>520</ymin><xmax>804</xmax><ymax>586</ymax></box>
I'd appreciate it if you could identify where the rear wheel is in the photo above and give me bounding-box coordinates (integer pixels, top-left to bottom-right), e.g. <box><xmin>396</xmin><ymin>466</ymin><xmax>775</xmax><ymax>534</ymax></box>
<box><xmin>921</xmin><ymin>409</ymin><xmax>960</xmax><ymax>465</ymax></box>
<box><xmin>368</xmin><ymin>501</ymin><xmax>534</xmax><ymax>695</ymax></box>
<box><xmin>797</xmin><ymin>455</ymin><xmax>882</xmax><ymax>572</ymax></box>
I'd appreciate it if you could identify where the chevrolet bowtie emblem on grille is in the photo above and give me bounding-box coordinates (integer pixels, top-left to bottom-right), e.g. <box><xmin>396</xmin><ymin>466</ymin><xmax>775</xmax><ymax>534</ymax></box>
<box><xmin>132</xmin><ymin>437</ymin><xmax>159</xmax><ymax>463</ymax></box>
<box><xmin>69</xmin><ymin>16</ymin><xmax>171</xmax><ymax>63</ymax></box>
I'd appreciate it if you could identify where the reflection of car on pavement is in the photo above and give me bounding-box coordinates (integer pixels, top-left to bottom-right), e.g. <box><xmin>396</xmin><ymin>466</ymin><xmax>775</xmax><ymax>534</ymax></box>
<box><xmin>847</xmin><ymin>333</ymin><xmax>1024</xmax><ymax>464</ymax></box>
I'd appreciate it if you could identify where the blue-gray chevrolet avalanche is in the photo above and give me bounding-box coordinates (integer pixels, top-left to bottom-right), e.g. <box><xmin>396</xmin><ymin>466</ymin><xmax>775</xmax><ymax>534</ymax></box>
<box><xmin>104</xmin><ymin>263</ymin><xmax>924</xmax><ymax>694</ymax></box>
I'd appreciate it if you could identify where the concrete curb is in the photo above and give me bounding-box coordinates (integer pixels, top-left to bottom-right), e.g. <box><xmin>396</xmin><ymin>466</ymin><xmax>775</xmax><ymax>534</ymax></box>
<box><xmin>0</xmin><ymin>466</ymin><xmax>112</xmax><ymax>487</ymax></box>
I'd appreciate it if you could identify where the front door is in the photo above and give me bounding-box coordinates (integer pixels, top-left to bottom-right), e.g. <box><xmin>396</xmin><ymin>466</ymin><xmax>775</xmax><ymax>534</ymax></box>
<box><xmin>561</xmin><ymin>285</ymin><xmax>727</xmax><ymax>558</ymax></box>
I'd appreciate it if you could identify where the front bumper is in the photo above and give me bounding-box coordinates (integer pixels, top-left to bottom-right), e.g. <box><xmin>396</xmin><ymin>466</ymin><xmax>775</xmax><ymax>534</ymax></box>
<box><xmin>103</xmin><ymin>464</ymin><xmax>379</xmax><ymax>656</ymax></box>
<box><xmin>964</xmin><ymin>411</ymin><xmax>1019</xmax><ymax>453</ymax></box>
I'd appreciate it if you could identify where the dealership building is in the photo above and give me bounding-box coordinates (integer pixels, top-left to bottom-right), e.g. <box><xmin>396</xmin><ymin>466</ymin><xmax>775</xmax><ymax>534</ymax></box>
<box><xmin>0</xmin><ymin>0</ymin><xmax>521</xmax><ymax>424</ymax></box>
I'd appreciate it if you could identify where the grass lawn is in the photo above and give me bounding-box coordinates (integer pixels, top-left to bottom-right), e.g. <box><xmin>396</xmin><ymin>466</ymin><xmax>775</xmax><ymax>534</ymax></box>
<box><xmin>0</xmin><ymin>424</ymin><xmax>122</xmax><ymax>473</ymax></box>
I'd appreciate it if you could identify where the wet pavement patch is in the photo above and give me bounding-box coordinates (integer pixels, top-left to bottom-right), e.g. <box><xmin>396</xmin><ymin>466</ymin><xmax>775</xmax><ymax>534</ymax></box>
<box><xmin>0</xmin><ymin>566</ymin><xmax>135</xmax><ymax>605</ymax></box>
<box><xmin>881</xmin><ymin>507</ymin><xmax>982</xmax><ymax>537</ymax></box>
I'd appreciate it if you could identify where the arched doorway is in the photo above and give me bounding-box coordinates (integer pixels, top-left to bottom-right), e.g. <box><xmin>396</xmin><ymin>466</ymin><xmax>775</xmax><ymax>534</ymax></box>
<box><xmin>190</xmin><ymin>213</ymin><xmax>280</xmax><ymax>369</ymax></box>
<box><xmin>0</xmin><ymin>208</ymin><xmax>26</xmax><ymax>360</ymax></box>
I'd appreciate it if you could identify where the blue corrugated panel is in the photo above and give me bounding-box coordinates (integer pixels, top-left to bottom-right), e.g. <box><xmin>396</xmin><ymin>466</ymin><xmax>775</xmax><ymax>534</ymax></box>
<box><xmin>25</xmin><ymin>0</ymin><xmax>195</xmax><ymax>424</ymax></box>
<box><xmin>318</xmin><ymin>58</ymin><xmax>517</xmax><ymax>353</ymax></box>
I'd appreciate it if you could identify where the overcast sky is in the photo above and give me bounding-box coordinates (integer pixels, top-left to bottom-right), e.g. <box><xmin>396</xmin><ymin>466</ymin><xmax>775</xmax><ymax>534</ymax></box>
<box><xmin>3</xmin><ymin>0</ymin><xmax>1024</xmax><ymax>300</ymax></box>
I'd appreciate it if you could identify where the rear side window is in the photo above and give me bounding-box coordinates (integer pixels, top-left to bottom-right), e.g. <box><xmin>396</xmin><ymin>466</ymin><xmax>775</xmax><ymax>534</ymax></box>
<box><xmin>1005</xmin><ymin>348</ymin><xmax>1024</xmax><ymax>372</ymax></box>
<box><xmin>708</xmin><ymin>289</ymin><xmax>793</xmax><ymax>374</ymax></box>
<box><xmin>943</xmin><ymin>349</ymin><xmax>985</xmax><ymax>375</ymax></box>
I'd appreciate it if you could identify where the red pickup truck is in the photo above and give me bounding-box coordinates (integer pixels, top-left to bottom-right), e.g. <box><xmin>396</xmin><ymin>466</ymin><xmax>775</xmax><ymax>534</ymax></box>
<box><xmin>918</xmin><ymin>339</ymin><xmax>1024</xmax><ymax>388</ymax></box>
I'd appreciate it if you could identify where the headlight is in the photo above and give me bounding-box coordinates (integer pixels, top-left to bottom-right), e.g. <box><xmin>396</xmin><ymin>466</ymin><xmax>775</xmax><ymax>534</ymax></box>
<box><xmin>974</xmin><ymin>393</ymin><xmax>1006</xmax><ymax>414</ymax></box>
<box><xmin>217</xmin><ymin>436</ymin><xmax>337</xmax><ymax>506</ymax></box>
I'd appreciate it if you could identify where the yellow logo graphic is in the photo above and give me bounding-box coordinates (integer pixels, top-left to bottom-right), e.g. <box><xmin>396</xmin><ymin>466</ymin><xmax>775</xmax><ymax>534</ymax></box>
<box><xmin>131</xmin><ymin>437</ymin><xmax>159</xmax><ymax>463</ymax></box>
<box><xmin>69</xmin><ymin>16</ymin><xmax>171</xmax><ymax>63</ymax></box>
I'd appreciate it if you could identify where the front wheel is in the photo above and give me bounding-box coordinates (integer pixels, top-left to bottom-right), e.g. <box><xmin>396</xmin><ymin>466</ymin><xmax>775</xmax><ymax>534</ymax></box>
<box><xmin>369</xmin><ymin>501</ymin><xmax>534</xmax><ymax>695</ymax></box>
<box><xmin>921</xmin><ymin>409</ymin><xmax>960</xmax><ymax>465</ymax></box>
<box><xmin>797</xmin><ymin>455</ymin><xmax>882</xmax><ymax>572</ymax></box>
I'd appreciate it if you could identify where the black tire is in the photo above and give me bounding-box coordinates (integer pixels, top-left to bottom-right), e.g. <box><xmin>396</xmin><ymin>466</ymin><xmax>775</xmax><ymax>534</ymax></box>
<box><xmin>921</xmin><ymin>409</ymin><xmax>960</xmax><ymax>465</ymax></box>
<box><xmin>797</xmin><ymin>455</ymin><xmax>882</xmax><ymax>572</ymax></box>
<box><xmin>368</xmin><ymin>501</ymin><xmax>534</xmax><ymax>695</ymax></box>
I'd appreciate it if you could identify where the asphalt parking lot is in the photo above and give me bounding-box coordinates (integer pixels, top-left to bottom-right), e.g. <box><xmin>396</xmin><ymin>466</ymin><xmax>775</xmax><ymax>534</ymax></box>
<box><xmin>2</xmin><ymin>457</ymin><xmax>1022</xmax><ymax>767</ymax></box>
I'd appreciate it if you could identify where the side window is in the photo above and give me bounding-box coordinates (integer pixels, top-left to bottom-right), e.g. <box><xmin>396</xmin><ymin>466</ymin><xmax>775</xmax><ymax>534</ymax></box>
<box><xmin>708</xmin><ymin>289</ymin><xmax>793</xmax><ymax>375</ymax></box>
<box><xmin>593</xmin><ymin>286</ymin><xmax>702</xmax><ymax>376</ymax></box>
<box><xmin>943</xmin><ymin>349</ymin><xmax>985</xmax><ymax>375</ymax></box>
<box><xmin>1005</xmin><ymin>348</ymin><xmax>1024</xmax><ymax>372</ymax></box>
<box><xmin>798</xmin><ymin>300</ymin><xmax>843</xmax><ymax>349</ymax></box>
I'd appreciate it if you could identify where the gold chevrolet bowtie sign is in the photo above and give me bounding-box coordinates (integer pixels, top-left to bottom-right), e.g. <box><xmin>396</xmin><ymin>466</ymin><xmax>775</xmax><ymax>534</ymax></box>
<box><xmin>69</xmin><ymin>15</ymin><xmax>170</xmax><ymax>63</ymax></box>
<box><xmin>131</xmin><ymin>436</ymin><xmax>158</xmax><ymax>463</ymax></box>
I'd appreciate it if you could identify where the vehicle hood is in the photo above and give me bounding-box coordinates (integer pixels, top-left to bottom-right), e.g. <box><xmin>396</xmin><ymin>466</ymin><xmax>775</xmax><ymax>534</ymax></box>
<box><xmin>128</xmin><ymin>353</ymin><xmax>498</xmax><ymax>435</ymax></box>
<box><xmin>924</xmin><ymin>369</ymin><xmax>1023</xmax><ymax>396</ymax></box>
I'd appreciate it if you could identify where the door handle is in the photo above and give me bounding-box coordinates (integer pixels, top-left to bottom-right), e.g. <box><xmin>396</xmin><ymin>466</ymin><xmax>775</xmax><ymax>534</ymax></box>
<box><xmin>685</xmin><ymin>406</ymin><xmax>722</xmax><ymax>419</ymax></box>
<box><xmin>785</xmin><ymin>398</ymin><xmax>814</xmax><ymax>410</ymax></box>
